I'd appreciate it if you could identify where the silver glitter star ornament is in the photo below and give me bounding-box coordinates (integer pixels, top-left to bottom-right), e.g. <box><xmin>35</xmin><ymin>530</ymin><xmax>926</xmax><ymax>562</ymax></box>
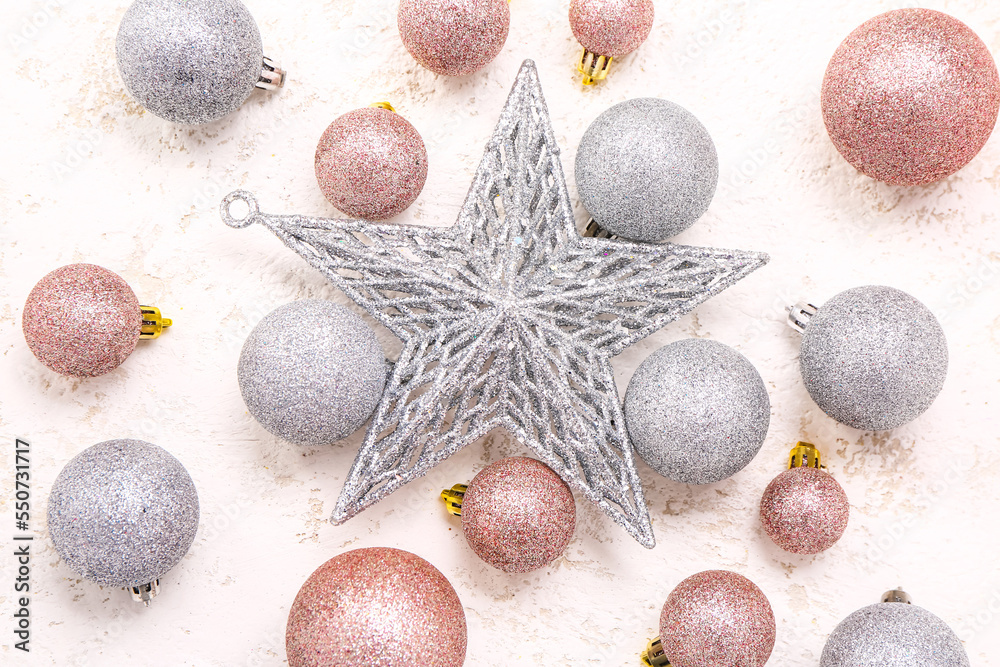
<box><xmin>220</xmin><ymin>60</ymin><xmax>768</xmax><ymax>547</ymax></box>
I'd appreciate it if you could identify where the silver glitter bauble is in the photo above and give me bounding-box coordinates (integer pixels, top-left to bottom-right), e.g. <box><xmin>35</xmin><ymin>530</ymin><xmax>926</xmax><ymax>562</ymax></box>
<box><xmin>797</xmin><ymin>285</ymin><xmax>948</xmax><ymax>431</ymax></box>
<box><xmin>238</xmin><ymin>300</ymin><xmax>387</xmax><ymax>445</ymax></box>
<box><xmin>116</xmin><ymin>0</ymin><xmax>272</xmax><ymax>124</ymax></box>
<box><xmin>47</xmin><ymin>439</ymin><xmax>199</xmax><ymax>589</ymax></box>
<box><xmin>820</xmin><ymin>602</ymin><xmax>969</xmax><ymax>666</ymax></box>
<box><xmin>575</xmin><ymin>98</ymin><xmax>719</xmax><ymax>242</ymax></box>
<box><xmin>624</xmin><ymin>339</ymin><xmax>770</xmax><ymax>485</ymax></box>
<box><xmin>221</xmin><ymin>61</ymin><xmax>769</xmax><ymax>547</ymax></box>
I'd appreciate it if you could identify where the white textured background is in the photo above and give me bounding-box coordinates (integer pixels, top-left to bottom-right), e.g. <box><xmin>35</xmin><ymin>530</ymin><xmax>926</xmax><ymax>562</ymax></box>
<box><xmin>2</xmin><ymin>0</ymin><xmax>1000</xmax><ymax>665</ymax></box>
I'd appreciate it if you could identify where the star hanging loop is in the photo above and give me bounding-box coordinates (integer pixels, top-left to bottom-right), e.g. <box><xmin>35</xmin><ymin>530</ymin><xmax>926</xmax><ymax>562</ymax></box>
<box><xmin>220</xmin><ymin>60</ymin><xmax>769</xmax><ymax>547</ymax></box>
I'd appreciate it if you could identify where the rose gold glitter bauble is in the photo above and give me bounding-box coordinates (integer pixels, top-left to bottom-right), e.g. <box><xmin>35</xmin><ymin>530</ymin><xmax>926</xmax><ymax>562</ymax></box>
<box><xmin>286</xmin><ymin>547</ymin><xmax>467</xmax><ymax>667</ymax></box>
<box><xmin>760</xmin><ymin>466</ymin><xmax>850</xmax><ymax>555</ymax></box>
<box><xmin>821</xmin><ymin>9</ymin><xmax>1000</xmax><ymax>185</ymax></box>
<box><xmin>22</xmin><ymin>263</ymin><xmax>142</xmax><ymax>378</ymax></box>
<box><xmin>461</xmin><ymin>457</ymin><xmax>575</xmax><ymax>573</ymax></box>
<box><xmin>315</xmin><ymin>107</ymin><xmax>428</xmax><ymax>220</ymax></box>
<box><xmin>569</xmin><ymin>0</ymin><xmax>654</xmax><ymax>58</ymax></box>
<box><xmin>659</xmin><ymin>570</ymin><xmax>776</xmax><ymax>667</ymax></box>
<box><xmin>398</xmin><ymin>0</ymin><xmax>510</xmax><ymax>76</ymax></box>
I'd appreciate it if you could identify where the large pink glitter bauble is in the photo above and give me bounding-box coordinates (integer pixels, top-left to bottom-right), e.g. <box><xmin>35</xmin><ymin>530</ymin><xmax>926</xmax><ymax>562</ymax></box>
<box><xmin>659</xmin><ymin>570</ymin><xmax>776</xmax><ymax>667</ymax></box>
<box><xmin>569</xmin><ymin>0</ymin><xmax>654</xmax><ymax>58</ymax></box>
<box><xmin>22</xmin><ymin>263</ymin><xmax>141</xmax><ymax>378</ymax></box>
<box><xmin>760</xmin><ymin>466</ymin><xmax>849</xmax><ymax>555</ymax></box>
<box><xmin>315</xmin><ymin>107</ymin><xmax>428</xmax><ymax>220</ymax></box>
<box><xmin>821</xmin><ymin>9</ymin><xmax>1000</xmax><ymax>185</ymax></box>
<box><xmin>398</xmin><ymin>0</ymin><xmax>509</xmax><ymax>76</ymax></box>
<box><xmin>285</xmin><ymin>548</ymin><xmax>467</xmax><ymax>667</ymax></box>
<box><xmin>461</xmin><ymin>457</ymin><xmax>576</xmax><ymax>573</ymax></box>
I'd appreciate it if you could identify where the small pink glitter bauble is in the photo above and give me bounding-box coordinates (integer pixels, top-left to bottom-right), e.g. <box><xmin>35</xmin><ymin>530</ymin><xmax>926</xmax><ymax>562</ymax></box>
<box><xmin>659</xmin><ymin>570</ymin><xmax>776</xmax><ymax>667</ymax></box>
<box><xmin>461</xmin><ymin>457</ymin><xmax>576</xmax><ymax>573</ymax></box>
<box><xmin>821</xmin><ymin>9</ymin><xmax>1000</xmax><ymax>185</ymax></box>
<box><xmin>760</xmin><ymin>466</ymin><xmax>850</xmax><ymax>555</ymax></box>
<box><xmin>398</xmin><ymin>0</ymin><xmax>510</xmax><ymax>76</ymax></box>
<box><xmin>285</xmin><ymin>548</ymin><xmax>467</xmax><ymax>667</ymax></box>
<box><xmin>569</xmin><ymin>0</ymin><xmax>655</xmax><ymax>58</ymax></box>
<box><xmin>22</xmin><ymin>263</ymin><xmax>141</xmax><ymax>378</ymax></box>
<box><xmin>315</xmin><ymin>107</ymin><xmax>428</xmax><ymax>220</ymax></box>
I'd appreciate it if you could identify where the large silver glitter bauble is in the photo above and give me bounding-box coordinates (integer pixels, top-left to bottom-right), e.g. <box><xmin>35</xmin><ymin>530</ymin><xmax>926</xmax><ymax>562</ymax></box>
<box><xmin>116</xmin><ymin>0</ymin><xmax>264</xmax><ymax>124</ymax></box>
<box><xmin>47</xmin><ymin>439</ymin><xmax>199</xmax><ymax>589</ymax></box>
<box><xmin>575</xmin><ymin>98</ymin><xmax>719</xmax><ymax>242</ymax></box>
<box><xmin>624</xmin><ymin>339</ymin><xmax>770</xmax><ymax>485</ymax></box>
<box><xmin>238</xmin><ymin>300</ymin><xmax>387</xmax><ymax>445</ymax></box>
<box><xmin>221</xmin><ymin>60</ymin><xmax>768</xmax><ymax>547</ymax></box>
<box><xmin>820</xmin><ymin>603</ymin><xmax>970</xmax><ymax>666</ymax></box>
<box><xmin>799</xmin><ymin>285</ymin><xmax>948</xmax><ymax>431</ymax></box>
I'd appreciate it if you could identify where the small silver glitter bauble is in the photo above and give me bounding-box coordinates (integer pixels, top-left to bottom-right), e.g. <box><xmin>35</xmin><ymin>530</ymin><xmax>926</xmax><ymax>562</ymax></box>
<box><xmin>47</xmin><ymin>439</ymin><xmax>199</xmax><ymax>589</ymax></box>
<box><xmin>238</xmin><ymin>300</ymin><xmax>387</xmax><ymax>445</ymax></box>
<box><xmin>285</xmin><ymin>548</ymin><xmax>467</xmax><ymax>667</ymax></box>
<box><xmin>798</xmin><ymin>286</ymin><xmax>948</xmax><ymax>431</ymax></box>
<box><xmin>820</xmin><ymin>602</ymin><xmax>969</xmax><ymax>666</ymax></box>
<box><xmin>398</xmin><ymin>0</ymin><xmax>510</xmax><ymax>77</ymax></box>
<box><xmin>460</xmin><ymin>457</ymin><xmax>576</xmax><ymax>573</ymax></box>
<box><xmin>116</xmin><ymin>0</ymin><xmax>266</xmax><ymax>124</ymax></box>
<box><xmin>660</xmin><ymin>570</ymin><xmax>776</xmax><ymax>667</ymax></box>
<box><xmin>576</xmin><ymin>98</ymin><xmax>718</xmax><ymax>242</ymax></box>
<box><xmin>624</xmin><ymin>339</ymin><xmax>770</xmax><ymax>485</ymax></box>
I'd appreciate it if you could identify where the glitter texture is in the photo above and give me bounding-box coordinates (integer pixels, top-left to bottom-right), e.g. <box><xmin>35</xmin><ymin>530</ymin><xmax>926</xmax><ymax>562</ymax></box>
<box><xmin>398</xmin><ymin>0</ymin><xmax>510</xmax><ymax>77</ymax></box>
<box><xmin>315</xmin><ymin>107</ymin><xmax>428</xmax><ymax>220</ymax></box>
<box><xmin>820</xmin><ymin>602</ymin><xmax>970</xmax><ymax>666</ymax></box>
<box><xmin>659</xmin><ymin>570</ymin><xmax>776</xmax><ymax>667</ymax></box>
<box><xmin>22</xmin><ymin>263</ymin><xmax>141</xmax><ymax>378</ymax></box>
<box><xmin>47</xmin><ymin>439</ymin><xmax>199</xmax><ymax>589</ymax></box>
<box><xmin>760</xmin><ymin>466</ymin><xmax>849</xmax><ymax>555</ymax></box>
<box><xmin>285</xmin><ymin>547</ymin><xmax>467</xmax><ymax>667</ymax></box>
<box><xmin>221</xmin><ymin>60</ymin><xmax>768</xmax><ymax>548</ymax></box>
<box><xmin>116</xmin><ymin>0</ymin><xmax>265</xmax><ymax>124</ymax></box>
<box><xmin>624</xmin><ymin>339</ymin><xmax>770</xmax><ymax>485</ymax></box>
<box><xmin>799</xmin><ymin>285</ymin><xmax>948</xmax><ymax>431</ymax></box>
<box><xmin>238</xmin><ymin>300</ymin><xmax>387</xmax><ymax>445</ymax></box>
<box><xmin>575</xmin><ymin>98</ymin><xmax>718</xmax><ymax>242</ymax></box>
<box><xmin>569</xmin><ymin>0</ymin><xmax>655</xmax><ymax>57</ymax></box>
<box><xmin>461</xmin><ymin>457</ymin><xmax>575</xmax><ymax>573</ymax></box>
<box><xmin>821</xmin><ymin>9</ymin><xmax>1000</xmax><ymax>185</ymax></box>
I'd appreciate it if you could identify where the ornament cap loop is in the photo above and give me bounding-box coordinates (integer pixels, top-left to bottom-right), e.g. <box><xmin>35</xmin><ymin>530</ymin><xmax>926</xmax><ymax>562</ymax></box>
<box><xmin>882</xmin><ymin>589</ymin><xmax>913</xmax><ymax>604</ymax></box>
<box><xmin>221</xmin><ymin>190</ymin><xmax>260</xmax><ymax>229</ymax></box>
<box><xmin>441</xmin><ymin>484</ymin><xmax>468</xmax><ymax>517</ymax></box>
<box><xmin>139</xmin><ymin>306</ymin><xmax>172</xmax><ymax>339</ymax></box>
<box><xmin>788</xmin><ymin>442</ymin><xmax>824</xmax><ymax>469</ymax></box>
<box><xmin>256</xmin><ymin>56</ymin><xmax>285</xmax><ymax>90</ymax></box>
<box><xmin>787</xmin><ymin>302</ymin><xmax>818</xmax><ymax>334</ymax></box>
<box><xmin>640</xmin><ymin>637</ymin><xmax>670</xmax><ymax>666</ymax></box>
<box><xmin>370</xmin><ymin>102</ymin><xmax>397</xmax><ymax>113</ymax></box>
<box><xmin>128</xmin><ymin>579</ymin><xmax>160</xmax><ymax>606</ymax></box>
<box><xmin>582</xmin><ymin>218</ymin><xmax>616</xmax><ymax>239</ymax></box>
<box><xmin>578</xmin><ymin>49</ymin><xmax>613</xmax><ymax>85</ymax></box>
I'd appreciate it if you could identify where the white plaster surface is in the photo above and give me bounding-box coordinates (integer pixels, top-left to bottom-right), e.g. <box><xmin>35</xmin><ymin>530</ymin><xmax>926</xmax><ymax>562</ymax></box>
<box><xmin>1</xmin><ymin>0</ymin><xmax>1000</xmax><ymax>664</ymax></box>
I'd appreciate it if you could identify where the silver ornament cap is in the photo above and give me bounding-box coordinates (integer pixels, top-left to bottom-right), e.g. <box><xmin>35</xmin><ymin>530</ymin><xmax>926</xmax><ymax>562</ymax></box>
<box><xmin>624</xmin><ymin>339</ymin><xmax>770</xmax><ymax>485</ymax></box>
<box><xmin>238</xmin><ymin>300</ymin><xmax>387</xmax><ymax>445</ymax></box>
<box><xmin>47</xmin><ymin>439</ymin><xmax>200</xmax><ymax>592</ymax></box>
<box><xmin>116</xmin><ymin>0</ymin><xmax>283</xmax><ymax>124</ymax></box>
<box><xmin>794</xmin><ymin>285</ymin><xmax>948</xmax><ymax>431</ymax></box>
<box><xmin>576</xmin><ymin>98</ymin><xmax>719</xmax><ymax>242</ymax></box>
<box><xmin>821</xmin><ymin>599</ymin><xmax>969</xmax><ymax>666</ymax></box>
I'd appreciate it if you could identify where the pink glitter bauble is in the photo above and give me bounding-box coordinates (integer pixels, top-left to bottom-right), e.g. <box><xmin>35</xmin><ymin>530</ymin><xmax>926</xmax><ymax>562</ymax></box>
<box><xmin>461</xmin><ymin>457</ymin><xmax>576</xmax><ymax>573</ymax></box>
<box><xmin>569</xmin><ymin>0</ymin><xmax>655</xmax><ymax>58</ymax></box>
<box><xmin>285</xmin><ymin>548</ymin><xmax>467</xmax><ymax>667</ymax></box>
<box><xmin>760</xmin><ymin>466</ymin><xmax>849</xmax><ymax>555</ymax></box>
<box><xmin>659</xmin><ymin>570</ymin><xmax>776</xmax><ymax>667</ymax></box>
<box><xmin>22</xmin><ymin>263</ymin><xmax>141</xmax><ymax>378</ymax></box>
<box><xmin>398</xmin><ymin>0</ymin><xmax>510</xmax><ymax>76</ymax></box>
<box><xmin>315</xmin><ymin>107</ymin><xmax>428</xmax><ymax>220</ymax></box>
<box><xmin>821</xmin><ymin>9</ymin><xmax>1000</xmax><ymax>185</ymax></box>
